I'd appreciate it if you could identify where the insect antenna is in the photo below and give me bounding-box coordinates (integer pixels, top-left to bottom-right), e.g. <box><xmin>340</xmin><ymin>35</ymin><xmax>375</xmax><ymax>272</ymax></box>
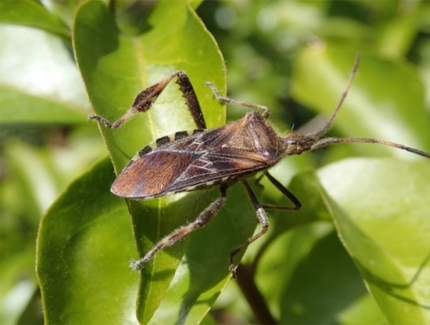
<box><xmin>310</xmin><ymin>137</ymin><xmax>430</xmax><ymax>158</ymax></box>
<box><xmin>307</xmin><ymin>53</ymin><xmax>361</xmax><ymax>138</ymax></box>
<box><xmin>289</xmin><ymin>53</ymin><xmax>430</xmax><ymax>160</ymax></box>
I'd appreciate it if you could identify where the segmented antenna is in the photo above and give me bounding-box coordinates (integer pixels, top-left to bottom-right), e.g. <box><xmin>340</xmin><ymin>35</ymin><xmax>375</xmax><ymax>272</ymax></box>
<box><xmin>308</xmin><ymin>53</ymin><xmax>361</xmax><ymax>138</ymax></box>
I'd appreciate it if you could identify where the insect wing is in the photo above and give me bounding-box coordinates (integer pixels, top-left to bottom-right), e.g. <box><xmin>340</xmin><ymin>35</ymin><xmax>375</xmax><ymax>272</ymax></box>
<box><xmin>111</xmin><ymin>116</ymin><xmax>271</xmax><ymax>198</ymax></box>
<box><xmin>111</xmin><ymin>149</ymin><xmax>202</xmax><ymax>198</ymax></box>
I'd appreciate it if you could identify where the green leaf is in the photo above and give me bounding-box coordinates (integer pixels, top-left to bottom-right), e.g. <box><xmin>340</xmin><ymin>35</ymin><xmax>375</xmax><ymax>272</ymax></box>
<box><xmin>0</xmin><ymin>85</ymin><xmax>86</xmax><ymax>125</ymax></box>
<box><xmin>72</xmin><ymin>1</ymin><xmax>242</xmax><ymax>323</ymax></box>
<box><xmin>1</xmin><ymin>133</ymin><xmax>105</xmax><ymax>324</ymax></box>
<box><xmin>36</xmin><ymin>158</ymin><xmax>140</xmax><ymax>324</ymax></box>
<box><xmin>254</xmin><ymin>170</ymin><xmax>384</xmax><ymax>324</ymax></box>
<box><xmin>278</xmin><ymin>228</ymin><xmax>377</xmax><ymax>324</ymax></box>
<box><xmin>0</xmin><ymin>0</ymin><xmax>69</xmax><ymax>37</ymax></box>
<box><xmin>285</xmin><ymin>43</ymin><xmax>430</xmax><ymax>324</ymax></box>
<box><xmin>319</xmin><ymin>158</ymin><xmax>430</xmax><ymax>323</ymax></box>
<box><xmin>4</xmin><ymin>2</ymin><xmax>429</xmax><ymax>324</ymax></box>
<box><xmin>254</xmin><ymin>159</ymin><xmax>429</xmax><ymax>323</ymax></box>
<box><xmin>2</xmin><ymin>140</ymin><xmax>60</xmax><ymax>218</ymax></box>
<box><xmin>74</xmin><ymin>1</ymin><xmax>225</xmax><ymax>169</ymax></box>
<box><xmin>0</xmin><ymin>25</ymin><xmax>90</xmax><ymax>125</ymax></box>
<box><xmin>0</xmin><ymin>248</ymin><xmax>38</xmax><ymax>325</ymax></box>
<box><xmin>375</xmin><ymin>12</ymin><xmax>419</xmax><ymax>57</ymax></box>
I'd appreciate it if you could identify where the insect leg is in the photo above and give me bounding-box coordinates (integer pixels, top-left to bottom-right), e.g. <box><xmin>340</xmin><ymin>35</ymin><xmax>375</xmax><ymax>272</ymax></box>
<box><xmin>260</xmin><ymin>171</ymin><xmax>302</xmax><ymax>210</ymax></box>
<box><xmin>205</xmin><ymin>82</ymin><xmax>270</xmax><ymax>119</ymax></box>
<box><xmin>175</xmin><ymin>71</ymin><xmax>206</xmax><ymax>129</ymax></box>
<box><xmin>130</xmin><ymin>184</ymin><xmax>229</xmax><ymax>271</ymax></box>
<box><xmin>89</xmin><ymin>71</ymin><xmax>206</xmax><ymax>129</ymax></box>
<box><xmin>229</xmin><ymin>180</ymin><xmax>269</xmax><ymax>278</ymax></box>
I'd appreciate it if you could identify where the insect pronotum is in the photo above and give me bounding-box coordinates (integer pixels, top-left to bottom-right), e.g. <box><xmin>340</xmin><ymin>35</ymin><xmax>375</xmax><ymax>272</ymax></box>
<box><xmin>90</xmin><ymin>54</ymin><xmax>430</xmax><ymax>278</ymax></box>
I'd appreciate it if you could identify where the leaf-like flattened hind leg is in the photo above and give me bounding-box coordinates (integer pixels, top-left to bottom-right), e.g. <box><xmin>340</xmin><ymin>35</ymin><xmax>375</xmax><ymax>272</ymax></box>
<box><xmin>89</xmin><ymin>71</ymin><xmax>206</xmax><ymax>129</ymax></box>
<box><xmin>130</xmin><ymin>184</ymin><xmax>229</xmax><ymax>271</ymax></box>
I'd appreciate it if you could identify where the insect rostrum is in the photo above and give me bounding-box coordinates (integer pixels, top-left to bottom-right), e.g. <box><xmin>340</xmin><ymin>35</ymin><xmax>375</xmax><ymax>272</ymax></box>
<box><xmin>89</xmin><ymin>55</ymin><xmax>430</xmax><ymax>278</ymax></box>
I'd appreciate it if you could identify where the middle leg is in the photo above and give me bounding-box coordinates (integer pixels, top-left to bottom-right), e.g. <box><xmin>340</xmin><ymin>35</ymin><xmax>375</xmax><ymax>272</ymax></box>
<box><xmin>229</xmin><ymin>179</ymin><xmax>270</xmax><ymax>278</ymax></box>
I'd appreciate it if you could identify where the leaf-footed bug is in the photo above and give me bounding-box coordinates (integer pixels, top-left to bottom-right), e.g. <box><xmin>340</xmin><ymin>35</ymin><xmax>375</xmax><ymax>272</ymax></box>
<box><xmin>89</xmin><ymin>54</ymin><xmax>430</xmax><ymax>278</ymax></box>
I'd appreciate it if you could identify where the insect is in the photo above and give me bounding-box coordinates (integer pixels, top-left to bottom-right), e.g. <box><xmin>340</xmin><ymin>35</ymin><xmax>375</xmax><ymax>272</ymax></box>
<box><xmin>89</xmin><ymin>54</ymin><xmax>430</xmax><ymax>278</ymax></box>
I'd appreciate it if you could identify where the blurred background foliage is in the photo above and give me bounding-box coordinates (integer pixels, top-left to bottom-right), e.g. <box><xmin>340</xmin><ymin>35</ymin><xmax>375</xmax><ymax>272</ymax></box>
<box><xmin>0</xmin><ymin>0</ymin><xmax>429</xmax><ymax>324</ymax></box>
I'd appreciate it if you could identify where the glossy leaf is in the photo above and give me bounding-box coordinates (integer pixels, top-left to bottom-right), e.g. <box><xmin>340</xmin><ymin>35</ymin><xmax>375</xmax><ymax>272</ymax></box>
<box><xmin>253</xmin><ymin>170</ymin><xmax>384</xmax><ymax>324</ymax></box>
<box><xmin>252</xmin><ymin>158</ymin><xmax>429</xmax><ymax>324</ymax></box>
<box><xmin>36</xmin><ymin>158</ymin><xmax>139</xmax><ymax>324</ymax></box>
<box><xmin>319</xmin><ymin>158</ymin><xmax>430</xmax><ymax>323</ymax></box>
<box><xmin>7</xmin><ymin>2</ymin><xmax>430</xmax><ymax>324</ymax></box>
<box><xmin>1</xmin><ymin>135</ymin><xmax>105</xmax><ymax>324</ymax></box>
<box><xmin>288</xmin><ymin>47</ymin><xmax>429</xmax><ymax>323</ymax></box>
<box><xmin>0</xmin><ymin>0</ymin><xmax>69</xmax><ymax>37</ymax></box>
<box><xmin>279</xmin><ymin>228</ymin><xmax>375</xmax><ymax>324</ymax></box>
<box><xmin>74</xmin><ymin>0</ymin><xmax>225</xmax><ymax>170</ymax></box>
<box><xmin>72</xmin><ymin>1</ymin><xmax>245</xmax><ymax>323</ymax></box>
<box><xmin>0</xmin><ymin>24</ymin><xmax>90</xmax><ymax>125</ymax></box>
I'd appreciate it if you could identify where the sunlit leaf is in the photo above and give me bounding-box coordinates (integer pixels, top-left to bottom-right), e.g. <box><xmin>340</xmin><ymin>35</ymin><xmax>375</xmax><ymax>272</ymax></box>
<box><xmin>0</xmin><ymin>0</ymin><xmax>69</xmax><ymax>37</ymax></box>
<box><xmin>0</xmin><ymin>24</ymin><xmax>89</xmax><ymax>125</ymax></box>
<box><xmin>319</xmin><ymin>158</ymin><xmax>430</xmax><ymax>323</ymax></box>
<box><xmin>72</xmin><ymin>1</ymin><xmax>252</xmax><ymax>323</ymax></box>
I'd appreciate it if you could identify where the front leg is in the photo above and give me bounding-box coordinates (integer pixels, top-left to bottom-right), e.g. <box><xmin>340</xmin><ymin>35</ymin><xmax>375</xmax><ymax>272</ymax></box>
<box><xmin>89</xmin><ymin>71</ymin><xmax>206</xmax><ymax>129</ymax></box>
<box><xmin>205</xmin><ymin>81</ymin><xmax>270</xmax><ymax>119</ymax></box>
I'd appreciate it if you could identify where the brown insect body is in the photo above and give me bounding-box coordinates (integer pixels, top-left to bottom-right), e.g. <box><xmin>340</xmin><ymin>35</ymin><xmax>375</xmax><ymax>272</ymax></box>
<box><xmin>89</xmin><ymin>56</ymin><xmax>430</xmax><ymax>277</ymax></box>
<box><xmin>111</xmin><ymin>111</ymin><xmax>286</xmax><ymax>199</ymax></box>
